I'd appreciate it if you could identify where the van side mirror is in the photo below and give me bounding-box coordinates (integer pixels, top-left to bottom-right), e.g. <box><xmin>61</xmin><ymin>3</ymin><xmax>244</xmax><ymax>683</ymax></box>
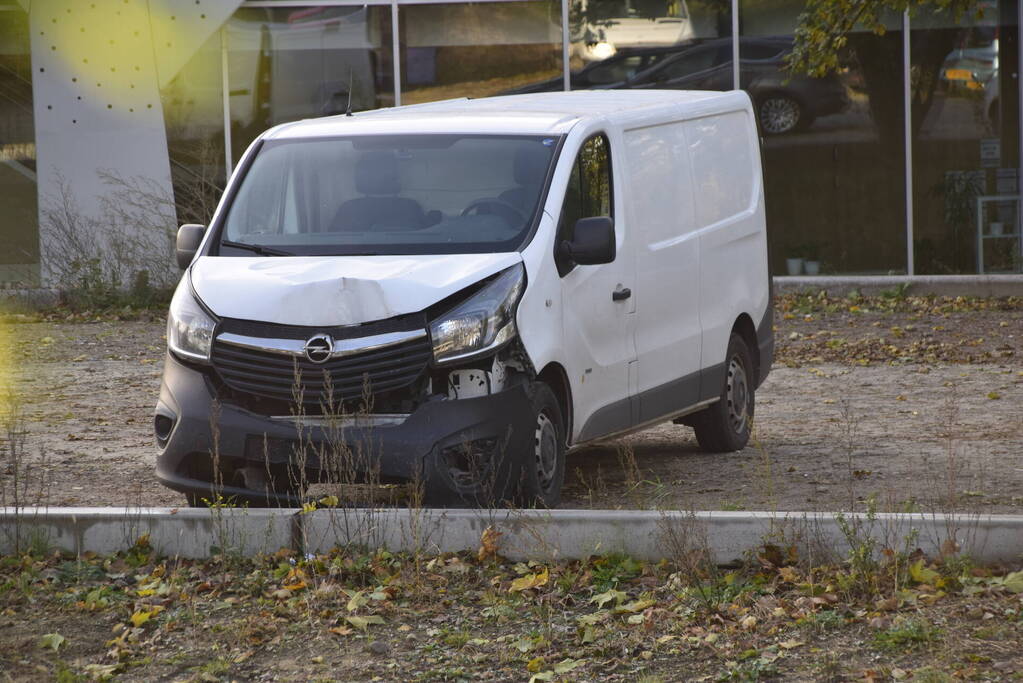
<box><xmin>176</xmin><ymin>224</ymin><xmax>206</xmax><ymax>270</ymax></box>
<box><xmin>559</xmin><ymin>216</ymin><xmax>615</xmax><ymax>266</ymax></box>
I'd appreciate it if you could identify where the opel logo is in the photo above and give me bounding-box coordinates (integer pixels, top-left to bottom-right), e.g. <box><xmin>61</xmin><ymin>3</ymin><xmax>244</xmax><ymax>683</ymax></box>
<box><xmin>304</xmin><ymin>333</ymin><xmax>334</xmax><ymax>364</ymax></box>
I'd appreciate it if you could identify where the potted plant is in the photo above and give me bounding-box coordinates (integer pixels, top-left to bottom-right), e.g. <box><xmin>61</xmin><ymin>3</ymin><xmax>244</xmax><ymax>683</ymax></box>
<box><xmin>803</xmin><ymin>242</ymin><xmax>824</xmax><ymax>275</ymax></box>
<box><xmin>785</xmin><ymin>244</ymin><xmax>806</xmax><ymax>275</ymax></box>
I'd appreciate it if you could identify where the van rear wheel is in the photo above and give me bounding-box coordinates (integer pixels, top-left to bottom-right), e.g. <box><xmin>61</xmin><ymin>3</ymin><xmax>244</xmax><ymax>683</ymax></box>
<box><xmin>691</xmin><ymin>333</ymin><xmax>754</xmax><ymax>452</ymax></box>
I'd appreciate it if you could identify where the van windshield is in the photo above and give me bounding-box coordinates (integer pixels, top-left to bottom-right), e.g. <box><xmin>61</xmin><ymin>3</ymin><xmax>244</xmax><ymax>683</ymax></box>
<box><xmin>219</xmin><ymin>134</ymin><xmax>558</xmax><ymax>256</ymax></box>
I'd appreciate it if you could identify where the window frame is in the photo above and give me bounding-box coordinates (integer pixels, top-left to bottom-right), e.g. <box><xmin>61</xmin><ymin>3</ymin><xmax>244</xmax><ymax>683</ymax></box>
<box><xmin>206</xmin><ymin>133</ymin><xmax>567</xmax><ymax>257</ymax></box>
<box><xmin>554</xmin><ymin>131</ymin><xmax>615</xmax><ymax>277</ymax></box>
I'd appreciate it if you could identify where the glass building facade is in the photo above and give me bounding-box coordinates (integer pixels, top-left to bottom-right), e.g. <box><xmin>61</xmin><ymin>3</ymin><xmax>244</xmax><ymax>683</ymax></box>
<box><xmin>2</xmin><ymin>0</ymin><xmax>1021</xmax><ymax>283</ymax></box>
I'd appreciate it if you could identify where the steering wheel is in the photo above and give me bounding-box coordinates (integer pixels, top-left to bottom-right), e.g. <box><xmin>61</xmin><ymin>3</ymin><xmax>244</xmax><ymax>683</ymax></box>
<box><xmin>460</xmin><ymin>198</ymin><xmax>527</xmax><ymax>226</ymax></box>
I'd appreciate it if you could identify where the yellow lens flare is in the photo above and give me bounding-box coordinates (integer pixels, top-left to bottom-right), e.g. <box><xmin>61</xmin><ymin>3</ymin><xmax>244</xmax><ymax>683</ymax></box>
<box><xmin>0</xmin><ymin>315</ymin><xmax>12</xmax><ymax>418</ymax></box>
<box><xmin>38</xmin><ymin>6</ymin><xmax>210</xmax><ymax>111</ymax></box>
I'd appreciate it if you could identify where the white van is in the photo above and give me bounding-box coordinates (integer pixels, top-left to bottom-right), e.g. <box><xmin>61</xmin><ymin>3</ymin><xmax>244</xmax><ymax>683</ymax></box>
<box><xmin>155</xmin><ymin>90</ymin><xmax>773</xmax><ymax>507</ymax></box>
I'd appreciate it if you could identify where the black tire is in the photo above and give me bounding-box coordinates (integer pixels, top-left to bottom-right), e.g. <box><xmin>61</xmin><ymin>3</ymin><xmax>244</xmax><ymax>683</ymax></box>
<box><xmin>691</xmin><ymin>333</ymin><xmax>755</xmax><ymax>453</ymax></box>
<box><xmin>519</xmin><ymin>382</ymin><xmax>567</xmax><ymax>508</ymax></box>
<box><xmin>757</xmin><ymin>94</ymin><xmax>804</xmax><ymax>135</ymax></box>
<box><xmin>422</xmin><ymin>381</ymin><xmax>566</xmax><ymax>508</ymax></box>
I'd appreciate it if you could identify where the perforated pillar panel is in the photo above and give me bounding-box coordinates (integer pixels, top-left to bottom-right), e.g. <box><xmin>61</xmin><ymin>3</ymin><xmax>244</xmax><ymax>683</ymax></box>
<box><xmin>28</xmin><ymin>0</ymin><xmax>241</xmax><ymax>286</ymax></box>
<box><xmin>149</xmin><ymin>0</ymin><xmax>241</xmax><ymax>89</ymax></box>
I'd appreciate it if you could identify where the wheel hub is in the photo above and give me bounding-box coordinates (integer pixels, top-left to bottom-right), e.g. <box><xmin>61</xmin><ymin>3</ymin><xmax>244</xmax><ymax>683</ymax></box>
<box><xmin>761</xmin><ymin>98</ymin><xmax>799</xmax><ymax>134</ymax></box>
<box><xmin>726</xmin><ymin>355</ymin><xmax>750</xmax><ymax>434</ymax></box>
<box><xmin>534</xmin><ymin>411</ymin><xmax>558</xmax><ymax>491</ymax></box>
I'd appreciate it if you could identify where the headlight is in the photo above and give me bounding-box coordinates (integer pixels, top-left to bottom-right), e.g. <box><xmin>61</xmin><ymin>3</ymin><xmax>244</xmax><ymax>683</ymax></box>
<box><xmin>167</xmin><ymin>276</ymin><xmax>217</xmax><ymax>363</ymax></box>
<box><xmin>589</xmin><ymin>41</ymin><xmax>616</xmax><ymax>60</ymax></box>
<box><xmin>430</xmin><ymin>264</ymin><xmax>525</xmax><ymax>364</ymax></box>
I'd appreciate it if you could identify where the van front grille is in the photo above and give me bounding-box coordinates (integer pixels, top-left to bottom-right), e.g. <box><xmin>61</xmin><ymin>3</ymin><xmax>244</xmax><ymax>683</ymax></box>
<box><xmin>210</xmin><ymin>334</ymin><xmax>433</xmax><ymax>408</ymax></box>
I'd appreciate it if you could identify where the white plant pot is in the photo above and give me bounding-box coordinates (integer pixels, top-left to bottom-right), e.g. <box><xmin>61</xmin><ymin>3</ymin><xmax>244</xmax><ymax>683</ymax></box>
<box><xmin>804</xmin><ymin>260</ymin><xmax>820</xmax><ymax>275</ymax></box>
<box><xmin>786</xmin><ymin>257</ymin><xmax>804</xmax><ymax>276</ymax></box>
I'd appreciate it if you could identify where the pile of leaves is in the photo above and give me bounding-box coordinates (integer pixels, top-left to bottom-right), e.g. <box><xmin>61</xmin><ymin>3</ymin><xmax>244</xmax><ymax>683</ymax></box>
<box><xmin>3</xmin><ymin>533</ymin><xmax>1023</xmax><ymax>681</ymax></box>
<box><xmin>775</xmin><ymin>292</ymin><xmax>1023</xmax><ymax>366</ymax></box>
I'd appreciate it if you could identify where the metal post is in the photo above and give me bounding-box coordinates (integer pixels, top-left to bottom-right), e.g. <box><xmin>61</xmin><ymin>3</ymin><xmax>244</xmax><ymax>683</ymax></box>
<box><xmin>1017</xmin><ymin>0</ymin><xmax>1022</xmax><ymax>269</ymax></box>
<box><xmin>903</xmin><ymin>11</ymin><xmax>914</xmax><ymax>275</ymax></box>
<box><xmin>562</xmin><ymin>0</ymin><xmax>570</xmax><ymax>91</ymax></box>
<box><xmin>731</xmin><ymin>0</ymin><xmax>739</xmax><ymax>89</ymax></box>
<box><xmin>392</xmin><ymin>1</ymin><xmax>401</xmax><ymax>107</ymax></box>
<box><xmin>221</xmin><ymin>26</ymin><xmax>233</xmax><ymax>177</ymax></box>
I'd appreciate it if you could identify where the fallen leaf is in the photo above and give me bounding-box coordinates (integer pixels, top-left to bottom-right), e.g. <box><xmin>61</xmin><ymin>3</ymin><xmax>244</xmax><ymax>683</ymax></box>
<box><xmin>1001</xmin><ymin>571</ymin><xmax>1023</xmax><ymax>593</ymax></box>
<box><xmin>347</xmin><ymin>590</ymin><xmax>369</xmax><ymax>612</ymax></box>
<box><xmin>478</xmin><ymin>526</ymin><xmax>503</xmax><ymax>563</ymax></box>
<box><xmin>510</xmin><ymin>567</ymin><xmax>549</xmax><ymax>593</ymax></box>
<box><xmin>616</xmin><ymin>599</ymin><xmax>655</xmax><ymax>614</ymax></box>
<box><xmin>590</xmin><ymin>589</ymin><xmax>626</xmax><ymax>608</ymax></box>
<box><xmin>909</xmin><ymin>559</ymin><xmax>940</xmax><ymax>585</ymax></box>
<box><xmin>346</xmin><ymin>615</ymin><xmax>385</xmax><ymax>631</ymax></box>
<box><xmin>129</xmin><ymin>606</ymin><xmax>163</xmax><ymax>628</ymax></box>
<box><xmin>39</xmin><ymin>633</ymin><xmax>65</xmax><ymax>651</ymax></box>
<box><xmin>554</xmin><ymin>659</ymin><xmax>582</xmax><ymax>674</ymax></box>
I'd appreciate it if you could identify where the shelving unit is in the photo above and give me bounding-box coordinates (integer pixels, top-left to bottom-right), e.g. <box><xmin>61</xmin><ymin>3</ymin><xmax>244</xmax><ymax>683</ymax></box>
<box><xmin>976</xmin><ymin>195</ymin><xmax>1023</xmax><ymax>274</ymax></box>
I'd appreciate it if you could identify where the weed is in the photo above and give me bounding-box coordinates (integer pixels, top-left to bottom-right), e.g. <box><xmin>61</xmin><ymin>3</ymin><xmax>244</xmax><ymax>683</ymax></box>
<box><xmin>871</xmin><ymin>618</ymin><xmax>942</xmax><ymax>652</ymax></box>
<box><xmin>717</xmin><ymin>657</ymin><xmax>778</xmax><ymax>682</ymax></box>
<box><xmin>910</xmin><ymin>668</ymin><xmax>955</xmax><ymax>683</ymax></box>
<box><xmin>800</xmin><ymin>608</ymin><xmax>845</xmax><ymax>633</ymax></box>
<box><xmin>53</xmin><ymin>663</ymin><xmax>87</xmax><ymax>683</ymax></box>
<box><xmin>193</xmin><ymin>657</ymin><xmax>232</xmax><ymax>677</ymax></box>
<box><xmin>879</xmin><ymin>282</ymin><xmax>911</xmax><ymax>300</ymax></box>
<box><xmin>810</xmin><ymin>652</ymin><xmax>844</xmax><ymax>682</ymax></box>
<box><xmin>590</xmin><ymin>553</ymin><xmax>642</xmax><ymax>592</ymax></box>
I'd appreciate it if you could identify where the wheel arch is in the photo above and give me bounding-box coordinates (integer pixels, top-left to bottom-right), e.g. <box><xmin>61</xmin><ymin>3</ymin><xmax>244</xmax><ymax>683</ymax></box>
<box><xmin>537</xmin><ymin>362</ymin><xmax>573</xmax><ymax>445</ymax></box>
<box><xmin>731</xmin><ymin>313</ymin><xmax>759</xmax><ymax>384</ymax></box>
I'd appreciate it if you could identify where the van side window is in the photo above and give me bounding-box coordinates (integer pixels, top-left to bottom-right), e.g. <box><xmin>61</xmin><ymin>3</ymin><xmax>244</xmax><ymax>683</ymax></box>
<box><xmin>559</xmin><ymin>134</ymin><xmax>613</xmax><ymax>246</ymax></box>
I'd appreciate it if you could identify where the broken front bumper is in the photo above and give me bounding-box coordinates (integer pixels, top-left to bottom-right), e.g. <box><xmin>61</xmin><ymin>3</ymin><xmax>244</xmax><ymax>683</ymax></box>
<box><xmin>154</xmin><ymin>352</ymin><xmax>534</xmax><ymax>505</ymax></box>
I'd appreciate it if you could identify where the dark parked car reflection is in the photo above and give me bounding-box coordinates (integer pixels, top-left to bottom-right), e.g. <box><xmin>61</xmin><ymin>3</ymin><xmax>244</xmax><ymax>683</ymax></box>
<box><xmin>509</xmin><ymin>37</ymin><xmax>849</xmax><ymax>135</ymax></box>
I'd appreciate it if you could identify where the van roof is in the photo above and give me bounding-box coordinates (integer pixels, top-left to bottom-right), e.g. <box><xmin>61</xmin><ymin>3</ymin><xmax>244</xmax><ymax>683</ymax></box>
<box><xmin>265</xmin><ymin>90</ymin><xmax>746</xmax><ymax>140</ymax></box>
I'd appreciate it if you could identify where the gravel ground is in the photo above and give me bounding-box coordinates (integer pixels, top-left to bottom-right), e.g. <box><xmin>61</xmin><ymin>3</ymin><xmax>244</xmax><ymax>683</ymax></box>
<box><xmin>2</xmin><ymin>296</ymin><xmax>1021</xmax><ymax>512</ymax></box>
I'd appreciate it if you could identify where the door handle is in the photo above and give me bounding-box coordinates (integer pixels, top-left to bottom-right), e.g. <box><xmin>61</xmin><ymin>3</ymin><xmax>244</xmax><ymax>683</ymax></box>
<box><xmin>612</xmin><ymin>287</ymin><xmax>632</xmax><ymax>302</ymax></box>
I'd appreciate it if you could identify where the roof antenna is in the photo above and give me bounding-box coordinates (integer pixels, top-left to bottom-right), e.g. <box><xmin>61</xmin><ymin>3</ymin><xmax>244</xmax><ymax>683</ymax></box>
<box><xmin>345</xmin><ymin>68</ymin><xmax>354</xmax><ymax>117</ymax></box>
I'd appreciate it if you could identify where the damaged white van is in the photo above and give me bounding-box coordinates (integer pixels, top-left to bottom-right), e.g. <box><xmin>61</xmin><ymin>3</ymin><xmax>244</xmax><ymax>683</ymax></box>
<box><xmin>155</xmin><ymin>90</ymin><xmax>773</xmax><ymax>507</ymax></box>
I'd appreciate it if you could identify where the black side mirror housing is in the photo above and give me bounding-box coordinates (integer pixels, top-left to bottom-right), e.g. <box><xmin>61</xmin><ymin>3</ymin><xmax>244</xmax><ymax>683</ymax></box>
<box><xmin>176</xmin><ymin>224</ymin><xmax>206</xmax><ymax>270</ymax></box>
<box><xmin>559</xmin><ymin>216</ymin><xmax>615</xmax><ymax>266</ymax></box>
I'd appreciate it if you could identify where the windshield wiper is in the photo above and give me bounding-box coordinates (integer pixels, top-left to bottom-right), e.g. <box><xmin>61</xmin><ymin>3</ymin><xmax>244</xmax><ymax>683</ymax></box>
<box><xmin>220</xmin><ymin>240</ymin><xmax>295</xmax><ymax>257</ymax></box>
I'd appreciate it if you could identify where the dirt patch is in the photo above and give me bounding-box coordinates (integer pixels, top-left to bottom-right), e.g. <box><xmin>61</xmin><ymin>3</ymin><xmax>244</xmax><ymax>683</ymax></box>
<box><xmin>2</xmin><ymin>295</ymin><xmax>1022</xmax><ymax>511</ymax></box>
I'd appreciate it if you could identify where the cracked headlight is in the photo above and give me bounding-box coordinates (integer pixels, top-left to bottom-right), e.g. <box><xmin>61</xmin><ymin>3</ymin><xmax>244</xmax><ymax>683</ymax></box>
<box><xmin>167</xmin><ymin>275</ymin><xmax>217</xmax><ymax>363</ymax></box>
<box><xmin>430</xmin><ymin>264</ymin><xmax>525</xmax><ymax>364</ymax></box>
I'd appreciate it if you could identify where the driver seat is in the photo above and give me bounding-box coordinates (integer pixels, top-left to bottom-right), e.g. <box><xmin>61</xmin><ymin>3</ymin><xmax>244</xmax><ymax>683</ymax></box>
<box><xmin>330</xmin><ymin>152</ymin><xmax>427</xmax><ymax>232</ymax></box>
<box><xmin>498</xmin><ymin>144</ymin><xmax>550</xmax><ymax>213</ymax></box>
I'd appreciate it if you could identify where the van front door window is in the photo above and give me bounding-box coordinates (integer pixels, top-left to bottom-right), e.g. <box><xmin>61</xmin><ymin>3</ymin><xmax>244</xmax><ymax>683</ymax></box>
<box><xmin>558</xmin><ymin>134</ymin><xmax>613</xmax><ymax>261</ymax></box>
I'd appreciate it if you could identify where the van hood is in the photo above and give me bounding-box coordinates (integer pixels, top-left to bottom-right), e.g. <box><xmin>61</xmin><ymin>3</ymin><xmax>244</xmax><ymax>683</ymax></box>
<box><xmin>190</xmin><ymin>253</ymin><xmax>522</xmax><ymax>327</ymax></box>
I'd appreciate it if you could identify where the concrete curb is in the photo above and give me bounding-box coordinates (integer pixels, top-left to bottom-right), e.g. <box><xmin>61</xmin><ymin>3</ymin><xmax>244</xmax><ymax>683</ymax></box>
<box><xmin>4</xmin><ymin>507</ymin><xmax>1023</xmax><ymax>565</ymax></box>
<box><xmin>0</xmin><ymin>507</ymin><xmax>297</xmax><ymax>559</ymax></box>
<box><xmin>774</xmin><ymin>275</ymin><xmax>1023</xmax><ymax>298</ymax></box>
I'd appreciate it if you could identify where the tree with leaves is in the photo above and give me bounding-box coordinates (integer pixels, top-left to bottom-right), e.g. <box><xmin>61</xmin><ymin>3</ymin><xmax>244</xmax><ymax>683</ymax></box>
<box><xmin>788</xmin><ymin>0</ymin><xmax>987</xmax><ymax>145</ymax></box>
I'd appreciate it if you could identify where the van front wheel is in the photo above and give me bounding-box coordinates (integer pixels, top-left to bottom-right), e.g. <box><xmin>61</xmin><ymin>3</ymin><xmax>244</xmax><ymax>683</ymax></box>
<box><xmin>520</xmin><ymin>382</ymin><xmax>566</xmax><ymax>507</ymax></box>
<box><xmin>692</xmin><ymin>333</ymin><xmax>754</xmax><ymax>453</ymax></box>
